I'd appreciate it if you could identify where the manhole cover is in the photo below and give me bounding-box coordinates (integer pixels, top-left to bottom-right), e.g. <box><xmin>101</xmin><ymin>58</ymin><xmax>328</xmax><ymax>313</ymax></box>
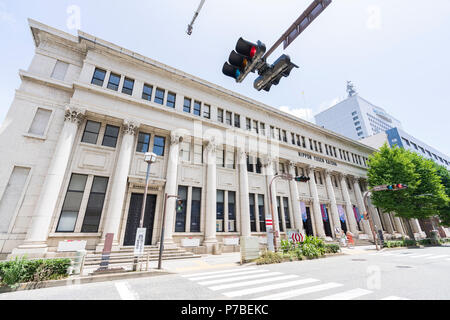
<box><xmin>352</xmin><ymin>259</ymin><xmax>367</xmax><ymax>261</ymax></box>
<box><xmin>396</xmin><ymin>266</ymin><xmax>413</xmax><ymax>269</ymax></box>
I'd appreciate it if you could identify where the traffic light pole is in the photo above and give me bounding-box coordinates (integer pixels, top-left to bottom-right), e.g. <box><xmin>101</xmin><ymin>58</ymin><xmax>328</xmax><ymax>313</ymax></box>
<box><xmin>268</xmin><ymin>175</ymin><xmax>282</xmax><ymax>252</ymax></box>
<box><xmin>363</xmin><ymin>191</ymin><xmax>380</xmax><ymax>251</ymax></box>
<box><xmin>158</xmin><ymin>193</ymin><xmax>179</xmax><ymax>270</ymax></box>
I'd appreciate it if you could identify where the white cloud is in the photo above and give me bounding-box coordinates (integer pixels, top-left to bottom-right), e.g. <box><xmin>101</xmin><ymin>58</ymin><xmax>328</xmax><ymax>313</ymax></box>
<box><xmin>0</xmin><ymin>2</ymin><xmax>15</xmax><ymax>24</ymax></box>
<box><xmin>279</xmin><ymin>106</ymin><xmax>315</xmax><ymax>123</ymax></box>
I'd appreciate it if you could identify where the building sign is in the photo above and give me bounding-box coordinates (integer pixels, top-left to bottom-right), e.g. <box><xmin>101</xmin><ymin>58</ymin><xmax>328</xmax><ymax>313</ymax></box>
<box><xmin>134</xmin><ymin>228</ymin><xmax>146</xmax><ymax>256</ymax></box>
<box><xmin>298</xmin><ymin>152</ymin><xmax>337</xmax><ymax>166</ymax></box>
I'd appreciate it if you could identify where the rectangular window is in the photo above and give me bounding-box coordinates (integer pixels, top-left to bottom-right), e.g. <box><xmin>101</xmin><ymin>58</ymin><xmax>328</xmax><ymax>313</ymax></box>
<box><xmin>122</xmin><ymin>77</ymin><xmax>134</xmax><ymax>95</ymax></box>
<box><xmin>277</xmin><ymin>197</ymin><xmax>283</xmax><ymax>232</ymax></box>
<box><xmin>28</xmin><ymin>108</ymin><xmax>51</xmax><ymax>136</ymax></box>
<box><xmin>175</xmin><ymin>186</ymin><xmax>188</xmax><ymax>232</ymax></box>
<box><xmin>194</xmin><ymin>101</ymin><xmax>202</xmax><ymax>116</ymax></box>
<box><xmin>270</xmin><ymin>126</ymin><xmax>275</xmax><ymax>139</ymax></box>
<box><xmin>203</xmin><ymin>104</ymin><xmax>211</xmax><ymax>119</ymax></box>
<box><xmin>225</xmin><ymin>150</ymin><xmax>235</xmax><ymax>169</ymax></box>
<box><xmin>0</xmin><ymin>167</ymin><xmax>31</xmax><ymax>233</ymax></box>
<box><xmin>190</xmin><ymin>187</ymin><xmax>201</xmax><ymax>232</ymax></box>
<box><xmin>226</xmin><ymin>111</ymin><xmax>232</xmax><ymax>125</ymax></box>
<box><xmin>217</xmin><ymin>190</ymin><xmax>225</xmax><ymax>232</ymax></box>
<box><xmin>107</xmin><ymin>73</ymin><xmax>121</xmax><ymax>91</ymax></box>
<box><xmin>154</xmin><ymin>88</ymin><xmax>165</xmax><ymax>105</ymax></box>
<box><xmin>234</xmin><ymin>114</ymin><xmax>240</xmax><ymax>128</ymax></box>
<box><xmin>256</xmin><ymin>158</ymin><xmax>262</xmax><ymax>174</ymax></box>
<box><xmin>291</xmin><ymin>133</ymin><xmax>296</xmax><ymax>145</ymax></box>
<box><xmin>260</xmin><ymin>123</ymin><xmax>266</xmax><ymax>136</ymax></box>
<box><xmin>246</xmin><ymin>118</ymin><xmax>251</xmax><ymax>131</ymax></box>
<box><xmin>247</xmin><ymin>156</ymin><xmax>254</xmax><ymax>173</ymax></box>
<box><xmin>282</xmin><ymin>130</ymin><xmax>287</xmax><ymax>143</ymax></box>
<box><xmin>81</xmin><ymin>120</ymin><xmax>101</xmax><ymax>145</ymax></box>
<box><xmin>277</xmin><ymin>128</ymin><xmax>281</xmax><ymax>141</ymax></box>
<box><xmin>136</xmin><ymin>132</ymin><xmax>151</xmax><ymax>153</ymax></box>
<box><xmin>166</xmin><ymin>92</ymin><xmax>176</xmax><ymax>108</ymax></box>
<box><xmin>249</xmin><ymin>194</ymin><xmax>256</xmax><ymax>232</ymax></box>
<box><xmin>180</xmin><ymin>141</ymin><xmax>191</xmax><ymax>162</ymax></box>
<box><xmin>302</xmin><ymin>137</ymin><xmax>306</xmax><ymax>148</ymax></box>
<box><xmin>91</xmin><ymin>68</ymin><xmax>106</xmax><ymax>87</ymax></box>
<box><xmin>142</xmin><ymin>84</ymin><xmax>153</xmax><ymax>101</ymax></box>
<box><xmin>318</xmin><ymin>142</ymin><xmax>323</xmax><ymax>153</ymax></box>
<box><xmin>253</xmin><ymin>120</ymin><xmax>259</xmax><ymax>134</ymax></box>
<box><xmin>193</xmin><ymin>144</ymin><xmax>203</xmax><ymax>164</ymax></box>
<box><xmin>314</xmin><ymin>141</ymin><xmax>318</xmax><ymax>152</ymax></box>
<box><xmin>56</xmin><ymin>174</ymin><xmax>88</xmax><ymax>232</ymax></box>
<box><xmin>153</xmin><ymin>136</ymin><xmax>166</xmax><ymax>156</ymax></box>
<box><xmin>183</xmin><ymin>98</ymin><xmax>192</xmax><ymax>113</ymax></box>
<box><xmin>309</xmin><ymin>139</ymin><xmax>314</xmax><ymax>150</ymax></box>
<box><xmin>228</xmin><ymin>191</ymin><xmax>236</xmax><ymax>232</ymax></box>
<box><xmin>102</xmin><ymin>125</ymin><xmax>120</xmax><ymax>148</ymax></box>
<box><xmin>51</xmin><ymin>60</ymin><xmax>69</xmax><ymax>81</ymax></box>
<box><xmin>216</xmin><ymin>148</ymin><xmax>224</xmax><ymax>168</ymax></box>
<box><xmin>81</xmin><ymin>176</ymin><xmax>109</xmax><ymax>233</ymax></box>
<box><xmin>217</xmin><ymin>108</ymin><xmax>224</xmax><ymax>123</ymax></box>
<box><xmin>258</xmin><ymin>195</ymin><xmax>266</xmax><ymax>232</ymax></box>
<box><xmin>283</xmin><ymin>197</ymin><xmax>291</xmax><ymax>229</ymax></box>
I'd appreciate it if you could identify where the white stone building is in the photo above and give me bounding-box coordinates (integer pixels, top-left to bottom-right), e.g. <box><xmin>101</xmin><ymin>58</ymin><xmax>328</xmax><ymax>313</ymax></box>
<box><xmin>0</xmin><ymin>20</ymin><xmax>425</xmax><ymax>259</ymax></box>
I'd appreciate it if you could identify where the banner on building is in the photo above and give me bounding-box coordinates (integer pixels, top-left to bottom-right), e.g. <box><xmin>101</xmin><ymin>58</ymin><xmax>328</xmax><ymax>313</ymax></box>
<box><xmin>300</xmin><ymin>202</ymin><xmax>307</xmax><ymax>222</ymax></box>
<box><xmin>353</xmin><ymin>206</ymin><xmax>362</xmax><ymax>222</ymax></box>
<box><xmin>337</xmin><ymin>205</ymin><xmax>346</xmax><ymax>222</ymax></box>
<box><xmin>321</xmin><ymin>204</ymin><xmax>329</xmax><ymax>222</ymax></box>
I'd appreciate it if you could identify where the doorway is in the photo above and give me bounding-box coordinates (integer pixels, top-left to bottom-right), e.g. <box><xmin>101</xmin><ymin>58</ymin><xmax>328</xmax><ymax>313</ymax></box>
<box><xmin>123</xmin><ymin>193</ymin><xmax>157</xmax><ymax>246</ymax></box>
<box><xmin>303</xmin><ymin>207</ymin><xmax>314</xmax><ymax>236</ymax></box>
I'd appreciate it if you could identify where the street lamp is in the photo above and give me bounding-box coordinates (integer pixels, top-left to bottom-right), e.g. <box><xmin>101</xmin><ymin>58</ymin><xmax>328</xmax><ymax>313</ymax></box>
<box><xmin>133</xmin><ymin>152</ymin><xmax>157</xmax><ymax>271</ymax></box>
<box><xmin>158</xmin><ymin>193</ymin><xmax>179</xmax><ymax>270</ymax></box>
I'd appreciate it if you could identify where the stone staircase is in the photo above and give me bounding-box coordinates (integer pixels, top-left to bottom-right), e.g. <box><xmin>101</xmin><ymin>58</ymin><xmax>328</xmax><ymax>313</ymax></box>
<box><xmin>82</xmin><ymin>245</ymin><xmax>201</xmax><ymax>273</ymax></box>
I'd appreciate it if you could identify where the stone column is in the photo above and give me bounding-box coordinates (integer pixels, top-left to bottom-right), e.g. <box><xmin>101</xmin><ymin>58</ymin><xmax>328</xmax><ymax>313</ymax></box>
<box><xmin>339</xmin><ymin>173</ymin><xmax>359</xmax><ymax>235</ymax></box>
<box><xmin>161</xmin><ymin>132</ymin><xmax>183</xmax><ymax>247</ymax></box>
<box><xmin>380</xmin><ymin>209</ymin><xmax>395</xmax><ymax>234</ymax></box>
<box><xmin>306</xmin><ymin>166</ymin><xmax>326</xmax><ymax>238</ymax></box>
<box><xmin>392</xmin><ymin>214</ymin><xmax>406</xmax><ymax>236</ymax></box>
<box><xmin>238</xmin><ymin>149</ymin><xmax>251</xmax><ymax>237</ymax></box>
<box><xmin>203</xmin><ymin>139</ymin><xmax>217</xmax><ymax>250</ymax></box>
<box><xmin>13</xmin><ymin>106</ymin><xmax>85</xmax><ymax>255</ymax></box>
<box><xmin>410</xmin><ymin>219</ymin><xmax>425</xmax><ymax>238</ymax></box>
<box><xmin>263</xmin><ymin>156</ymin><xmax>279</xmax><ymax>237</ymax></box>
<box><xmin>353</xmin><ymin>177</ymin><xmax>373</xmax><ymax>240</ymax></box>
<box><xmin>288</xmin><ymin>162</ymin><xmax>304</xmax><ymax>233</ymax></box>
<box><xmin>324</xmin><ymin>170</ymin><xmax>341</xmax><ymax>238</ymax></box>
<box><xmin>101</xmin><ymin>120</ymin><xmax>139</xmax><ymax>249</ymax></box>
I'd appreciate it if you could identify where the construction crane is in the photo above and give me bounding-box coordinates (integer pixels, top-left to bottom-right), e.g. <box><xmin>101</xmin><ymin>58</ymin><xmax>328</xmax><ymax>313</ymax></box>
<box><xmin>187</xmin><ymin>0</ymin><xmax>206</xmax><ymax>35</ymax></box>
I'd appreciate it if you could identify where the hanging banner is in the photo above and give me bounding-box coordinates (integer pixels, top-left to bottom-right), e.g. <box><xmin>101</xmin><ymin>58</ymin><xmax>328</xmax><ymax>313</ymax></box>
<box><xmin>337</xmin><ymin>205</ymin><xmax>346</xmax><ymax>222</ymax></box>
<box><xmin>321</xmin><ymin>204</ymin><xmax>329</xmax><ymax>222</ymax></box>
<box><xmin>353</xmin><ymin>206</ymin><xmax>361</xmax><ymax>222</ymax></box>
<box><xmin>300</xmin><ymin>202</ymin><xmax>307</xmax><ymax>222</ymax></box>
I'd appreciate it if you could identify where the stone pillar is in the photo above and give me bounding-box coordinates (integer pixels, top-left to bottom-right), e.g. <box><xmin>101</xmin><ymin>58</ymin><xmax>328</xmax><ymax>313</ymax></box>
<box><xmin>100</xmin><ymin>120</ymin><xmax>139</xmax><ymax>249</ymax></box>
<box><xmin>324</xmin><ymin>170</ymin><xmax>341</xmax><ymax>238</ymax></box>
<box><xmin>238</xmin><ymin>149</ymin><xmax>251</xmax><ymax>237</ymax></box>
<box><xmin>380</xmin><ymin>209</ymin><xmax>395</xmax><ymax>234</ymax></box>
<box><xmin>393</xmin><ymin>214</ymin><xmax>406</xmax><ymax>236</ymax></box>
<box><xmin>13</xmin><ymin>106</ymin><xmax>85</xmax><ymax>255</ymax></box>
<box><xmin>288</xmin><ymin>162</ymin><xmax>304</xmax><ymax>233</ymax></box>
<box><xmin>306</xmin><ymin>166</ymin><xmax>326</xmax><ymax>238</ymax></box>
<box><xmin>339</xmin><ymin>173</ymin><xmax>359</xmax><ymax>235</ymax></box>
<box><xmin>410</xmin><ymin>219</ymin><xmax>425</xmax><ymax>238</ymax></box>
<box><xmin>353</xmin><ymin>177</ymin><xmax>373</xmax><ymax>240</ymax></box>
<box><xmin>162</xmin><ymin>132</ymin><xmax>184</xmax><ymax>247</ymax></box>
<box><xmin>203</xmin><ymin>139</ymin><xmax>217</xmax><ymax>250</ymax></box>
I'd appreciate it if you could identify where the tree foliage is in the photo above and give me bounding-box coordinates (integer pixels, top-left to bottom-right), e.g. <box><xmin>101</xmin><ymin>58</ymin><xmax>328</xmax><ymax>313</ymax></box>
<box><xmin>367</xmin><ymin>143</ymin><xmax>449</xmax><ymax>223</ymax></box>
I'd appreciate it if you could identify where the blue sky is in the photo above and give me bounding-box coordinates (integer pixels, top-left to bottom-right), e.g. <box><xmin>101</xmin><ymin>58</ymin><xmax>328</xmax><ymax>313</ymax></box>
<box><xmin>0</xmin><ymin>0</ymin><xmax>449</xmax><ymax>155</ymax></box>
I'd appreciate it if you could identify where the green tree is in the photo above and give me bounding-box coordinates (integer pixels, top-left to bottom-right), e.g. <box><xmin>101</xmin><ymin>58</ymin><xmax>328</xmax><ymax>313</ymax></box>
<box><xmin>434</xmin><ymin>164</ymin><xmax>450</xmax><ymax>226</ymax></box>
<box><xmin>367</xmin><ymin>143</ymin><xmax>448</xmax><ymax>221</ymax></box>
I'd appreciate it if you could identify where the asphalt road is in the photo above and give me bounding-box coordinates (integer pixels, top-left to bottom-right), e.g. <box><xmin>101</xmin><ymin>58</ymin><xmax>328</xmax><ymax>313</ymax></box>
<box><xmin>1</xmin><ymin>246</ymin><xmax>449</xmax><ymax>300</ymax></box>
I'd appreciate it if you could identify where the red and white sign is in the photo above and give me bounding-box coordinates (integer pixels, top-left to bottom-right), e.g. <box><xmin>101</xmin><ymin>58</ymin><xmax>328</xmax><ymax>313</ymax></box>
<box><xmin>286</xmin><ymin>230</ymin><xmax>305</xmax><ymax>243</ymax></box>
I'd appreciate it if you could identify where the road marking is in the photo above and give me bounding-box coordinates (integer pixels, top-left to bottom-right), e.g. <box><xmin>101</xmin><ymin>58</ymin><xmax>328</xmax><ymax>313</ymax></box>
<box><xmin>187</xmin><ymin>269</ymin><xmax>268</xmax><ymax>281</ymax></box>
<box><xmin>318</xmin><ymin>288</ymin><xmax>372</xmax><ymax>300</ymax></box>
<box><xmin>425</xmin><ymin>255</ymin><xmax>449</xmax><ymax>260</ymax></box>
<box><xmin>409</xmin><ymin>254</ymin><xmax>433</xmax><ymax>259</ymax></box>
<box><xmin>223</xmin><ymin>278</ymin><xmax>319</xmax><ymax>298</ymax></box>
<box><xmin>115</xmin><ymin>282</ymin><xmax>138</xmax><ymax>300</ymax></box>
<box><xmin>209</xmin><ymin>275</ymin><xmax>300</xmax><ymax>291</ymax></box>
<box><xmin>198</xmin><ymin>272</ymin><xmax>283</xmax><ymax>286</ymax></box>
<box><xmin>254</xmin><ymin>282</ymin><xmax>343</xmax><ymax>300</ymax></box>
<box><xmin>181</xmin><ymin>267</ymin><xmax>256</xmax><ymax>278</ymax></box>
<box><xmin>381</xmin><ymin>296</ymin><xmax>409</xmax><ymax>300</ymax></box>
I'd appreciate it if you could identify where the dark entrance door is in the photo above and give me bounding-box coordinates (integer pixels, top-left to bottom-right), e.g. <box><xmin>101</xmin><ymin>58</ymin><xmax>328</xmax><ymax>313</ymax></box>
<box><xmin>123</xmin><ymin>193</ymin><xmax>157</xmax><ymax>246</ymax></box>
<box><xmin>304</xmin><ymin>207</ymin><xmax>314</xmax><ymax>236</ymax></box>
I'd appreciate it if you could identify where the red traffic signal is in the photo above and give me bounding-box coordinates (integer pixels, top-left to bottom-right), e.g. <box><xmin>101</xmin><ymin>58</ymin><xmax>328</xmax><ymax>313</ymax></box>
<box><xmin>294</xmin><ymin>176</ymin><xmax>310</xmax><ymax>183</ymax></box>
<box><xmin>387</xmin><ymin>184</ymin><xmax>408</xmax><ymax>190</ymax></box>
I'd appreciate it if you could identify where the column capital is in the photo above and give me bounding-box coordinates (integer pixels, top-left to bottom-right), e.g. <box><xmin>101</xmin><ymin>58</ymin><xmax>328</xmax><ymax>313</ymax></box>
<box><xmin>205</xmin><ymin>138</ymin><xmax>218</xmax><ymax>154</ymax></box>
<box><xmin>288</xmin><ymin>161</ymin><xmax>297</xmax><ymax>169</ymax></box>
<box><xmin>64</xmin><ymin>106</ymin><xmax>85</xmax><ymax>125</ymax></box>
<box><xmin>123</xmin><ymin>120</ymin><xmax>140</xmax><ymax>136</ymax></box>
<box><xmin>170</xmin><ymin>131</ymin><xmax>184</xmax><ymax>145</ymax></box>
<box><xmin>261</xmin><ymin>154</ymin><xmax>277</xmax><ymax>167</ymax></box>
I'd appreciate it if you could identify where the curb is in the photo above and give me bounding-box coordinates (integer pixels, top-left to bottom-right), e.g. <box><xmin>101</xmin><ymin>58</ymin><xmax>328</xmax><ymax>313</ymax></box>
<box><xmin>0</xmin><ymin>269</ymin><xmax>172</xmax><ymax>294</ymax></box>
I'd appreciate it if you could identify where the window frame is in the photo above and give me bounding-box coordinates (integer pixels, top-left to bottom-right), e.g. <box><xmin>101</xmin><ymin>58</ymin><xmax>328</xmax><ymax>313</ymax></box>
<box><xmin>107</xmin><ymin>73</ymin><xmax>121</xmax><ymax>91</ymax></box>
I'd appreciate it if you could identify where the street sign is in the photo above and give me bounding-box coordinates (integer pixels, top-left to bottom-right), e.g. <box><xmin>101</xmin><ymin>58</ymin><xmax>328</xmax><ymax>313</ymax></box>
<box><xmin>287</xmin><ymin>230</ymin><xmax>305</xmax><ymax>243</ymax></box>
<box><xmin>134</xmin><ymin>228</ymin><xmax>146</xmax><ymax>256</ymax></box>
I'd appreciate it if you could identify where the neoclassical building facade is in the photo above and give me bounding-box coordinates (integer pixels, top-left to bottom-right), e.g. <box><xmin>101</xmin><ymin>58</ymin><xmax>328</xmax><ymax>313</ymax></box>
<box><xmin>0</xmin><ymin>20</ymin><xmax>426</xmax><ymax>258</ymax></box>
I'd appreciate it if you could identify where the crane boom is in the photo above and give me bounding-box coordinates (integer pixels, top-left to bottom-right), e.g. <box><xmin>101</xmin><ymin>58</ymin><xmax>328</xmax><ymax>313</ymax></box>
<box><xmin>187</xmin><ymin>0</ymin><xmax>206</xmax><ymax>35</ymax></box>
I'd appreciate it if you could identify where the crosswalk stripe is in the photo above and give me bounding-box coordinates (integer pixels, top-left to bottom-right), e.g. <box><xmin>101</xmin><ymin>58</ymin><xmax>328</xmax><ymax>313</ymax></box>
<box><xmin>409</xmin><ymin>254</ymin><xmax>434</xmax><ymax>259</ymax></box>
<box><xmin>209</xmin><ymin>275</ymin><xmax>300</xmax><ymax>291</ymax></box>
<box><xmin>318</xmin><ymin>288</ymin><xmax>372</xmax><ymax>300</ymax></box>
<box><xmin>223</xmin><ymin>278</ymin><xmax>319</xmax><ymax>298</ymax></box>
<box><xmin>381</xmin><ymin>296</ymin><xmax>409</xmax><ymax>300</ymax></box>
<box><xmin>254</xmin><ymin>282</ymin><xmax>343</xmax><ymax>300</ymax></box>
<box><xmin>425</xmin><ymin>255</ymin><xmax>449</xmax><ymax>260</ymax></box>
<box><xmin>181</xmin><ymin>267</ymin><xmax>256</xmax><ymax>278</ymax></box>
<box><xmin>198</xmin><ymin>272</ymin><xmax>283</xmax><ymax>286</ymax></box>
<box><xmin>187</xmin><ymin>269</ymin><xmax>267</xmax><ymax>281</ymax></box>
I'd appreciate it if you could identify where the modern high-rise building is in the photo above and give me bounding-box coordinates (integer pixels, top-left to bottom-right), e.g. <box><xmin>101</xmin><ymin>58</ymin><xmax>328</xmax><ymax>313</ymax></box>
<box><xmin>315</xmin><ymin>94</ymin><xmax>403</xmax><ymax>141</ymax></box>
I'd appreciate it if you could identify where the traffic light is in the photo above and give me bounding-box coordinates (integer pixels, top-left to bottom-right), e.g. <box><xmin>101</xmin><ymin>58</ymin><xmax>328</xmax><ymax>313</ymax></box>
<box><xmin>387</xmin><ymin>184</ymin><xmax>408</xmax><ymax>190</ymax></box>
<box><xmin>254</xmin><ymin>54</ymin><xmax>299</xmax><ymax>92</ymax></box>
<box><xmin>222</xmin><ymin>37</ymin><xmax>266</xmax><ymax>83</ymax></box>
<box><xmin>176</xmin><ymin>200</ymin><xmax>184</xmax><ymax>213</ymax></box>
<box><xmin>294</xmin><ymin>176</ymin><xmax>310</xmax><ymax>183</ymax></box>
